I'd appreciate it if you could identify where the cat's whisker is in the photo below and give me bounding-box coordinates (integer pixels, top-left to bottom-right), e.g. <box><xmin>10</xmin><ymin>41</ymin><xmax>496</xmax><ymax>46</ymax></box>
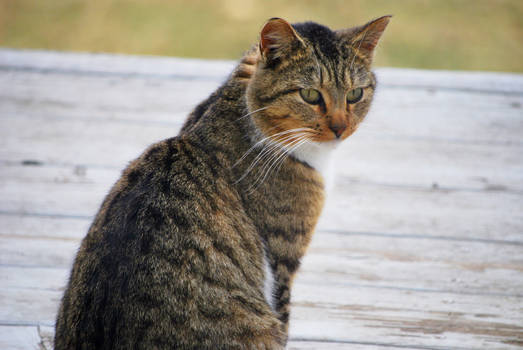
<box><xmin>265</xmin><ymin>138</ymin><xmax>310</xmax><ymax>183</ymax></box>
<box><xmin>236</xmin><ymin>106</ymin><xmax>269</xmax><ymax>121</ymax></box>
<box><xmin>232</xmin><ymin>127</ymin><xmax>310</xmax><ymax>169</ymax></box>
<box><xmin>244</xmin><ymin>132</ymin><xmax>307</xmax><ymax>174</ymax></box>
<box><xmin>234</xmin><ymin>142</ymin><xmax>280</xmax><ymax>184</ymax></box>
<box><xmin>272</xmin><ymin>137</ymin><xmax>311</xmax><ymax>178</ymax></box>
<box><xmin>245</xmin><ymin>130</ymin><xmax>307</xmax><ymax>170</ymax></box>
<box><xmin>234</xmin><ymin>131</ymin><xmax>307</xmax><ymax>184</ymax></box>
<box><xmin>244</xmin><ymin>135</ymin><xmax>305</xmax><ymax>191</ymax></box>
<box><xmin>247</xmin><ymin>137</ymin><xmax>310</xmax><ymax>194</ymax></box>
<box><xmin>246</xmin><ymin>135</ymin><xmax>309</xmax><ymax>193</ymax></box>
<box><xmin>260</xmin><ymin>130</ymin><xmax>318</xmax><ymax>175</ymax></box>
<box><xmin>239</xmin><ymin>127</ymin><xmax>312</xmax><ymax>164</ymax></box>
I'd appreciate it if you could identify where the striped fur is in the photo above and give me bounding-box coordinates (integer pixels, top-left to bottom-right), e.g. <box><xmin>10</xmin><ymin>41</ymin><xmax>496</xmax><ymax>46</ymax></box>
<box><xmin>55</xmin><ymin>16</ymin><xmax>390</xmax><ymax>349</ymax></box>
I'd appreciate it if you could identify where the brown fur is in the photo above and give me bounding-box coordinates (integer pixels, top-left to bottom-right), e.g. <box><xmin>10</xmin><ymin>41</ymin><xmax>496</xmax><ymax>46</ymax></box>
<box><xmin>55</xmin><ymin>16</ymin><xmax>390</xmax><ymax>349</ymax></box>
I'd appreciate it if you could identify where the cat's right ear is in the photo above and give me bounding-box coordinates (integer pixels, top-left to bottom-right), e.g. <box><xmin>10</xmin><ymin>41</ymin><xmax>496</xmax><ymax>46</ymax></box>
<box><xmin>337</xmin><ymin>15</ymin><xmax>391</xmax><ymax>63</ymax></box>
<box><xmin>259</xmin><ymin>18</ymin><xmax>304</xmax><ymax>64</ymax></box>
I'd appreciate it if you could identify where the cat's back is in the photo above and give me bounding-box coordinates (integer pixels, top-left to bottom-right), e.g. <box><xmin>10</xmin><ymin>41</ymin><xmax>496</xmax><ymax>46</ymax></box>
<box><xmin>55</xmin><ymin>136</ymin><xmax>280</xmax><ymax>349</ymax></box>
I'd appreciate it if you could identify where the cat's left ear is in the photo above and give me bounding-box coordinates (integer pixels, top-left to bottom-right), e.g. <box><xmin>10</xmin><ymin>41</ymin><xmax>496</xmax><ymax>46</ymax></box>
<box><xmin>338</xmin><ymin>15</ymin><xmax>391</xmax><ymax>61</ymax></box>
<box><xmin>259</xmin><ymin>18</ymin><xmax>304</xmax><ymax>64</ymax></box>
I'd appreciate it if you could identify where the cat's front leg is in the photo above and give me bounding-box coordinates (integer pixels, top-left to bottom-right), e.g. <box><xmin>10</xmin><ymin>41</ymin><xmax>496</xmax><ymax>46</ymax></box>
<box><xmin>263</xmin><ymin>248</ymin><xmax>302</xmax><ymax>342</ymax></box>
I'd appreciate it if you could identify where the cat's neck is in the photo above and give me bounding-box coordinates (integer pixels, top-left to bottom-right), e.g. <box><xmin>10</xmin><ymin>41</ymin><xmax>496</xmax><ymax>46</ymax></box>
<box><xmin>179</xmin><ymin>49</ymin><xmax>258</xmax><ymax>136</ymax></box>
<box><xmin>290</xmin><ymin>140</ymin><xmax>338</xmax><ymax>191</ymax></box>
<box><xmin>179</xmin><ymin>49</ymin><xmax>335</xmax><ymax>188</ymax></box>
<box><xmin>179</xmin><ymin>49</ymin><xmax>268</xmax><ymax>169</ymax></box>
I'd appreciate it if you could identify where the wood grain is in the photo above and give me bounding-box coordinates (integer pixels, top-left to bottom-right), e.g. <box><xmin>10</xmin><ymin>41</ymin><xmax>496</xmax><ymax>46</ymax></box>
<box><xmin>0</xmin><ymin>48</ymin><xmax>522</xmax><ymax>349</ymax></box>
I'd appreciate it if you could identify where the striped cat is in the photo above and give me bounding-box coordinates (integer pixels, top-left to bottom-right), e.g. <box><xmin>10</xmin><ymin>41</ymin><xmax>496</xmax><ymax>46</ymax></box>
<box><xmin>55</xmin><ymin>16</ymin><xmax>390</xmax><ymax>349</ymax></box>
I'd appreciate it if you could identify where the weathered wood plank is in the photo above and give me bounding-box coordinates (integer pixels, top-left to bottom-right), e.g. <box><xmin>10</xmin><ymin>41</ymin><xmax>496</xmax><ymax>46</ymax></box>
<box><xmin>0</xmin><ymin>48</ymin><xmax>234</xmax><ymax>81</ymax></box>
<box><xmin>1</xmin><ymin>281</ymin><xmax>521</xmax><ymax>349</ymax></box>
<box><xmin>0</xmin><ymin>237</ymin><xmax>78</xmax><ymax>268</ymax></box>
<box><xmin>0</xmin><ymin>326</ymin><xmax>42</xmax><ymax>350</ymax></box>
<box><xmin>0</xmin><ymin>288</ymin><xmax>59</xmax><ymax>326</ymax></box>
<box><xmin>2</xmin><ymin>227</ymin><xmax>522</xmax><ymax>297</ymax></box>
<box><xmin>37</xmin><ymin>326</ymin><xmax>54</xmax><ymax>350</ymax></box>
<box><xmin>2</xmin><ymin>114</ymin><xmax>523</xmax><ymax>192</ymax></box>
<box><xmin>0</xmin><ymin>71</ymin><xmax>216</xmax><ymax>124</ymax></box>
<box><xmin>2</xmin><ymin>105</ymin><xmax>522</xmax><ymax>191</ymax></box>
<box><xmin>1</xmin><ymin>49</ymin><xmax>522</xmax><ymax>94</ymax></box>
<box><xmin>0</xmin><ymin>114</ymin><xmax>174</xmax><ymax>168</ymax></box>
<box><xmin>377</xmin><ymin>67</ymin><xmax>523</xmax><ymax>95</ymax></box>
<box><xmin>0</xmin><ymin>325</ymin><xmax>374</xmax><ymax>350</ymax></box>
<box><xmin>290</xmin><ymin>283</ymin><xmax>523</xmax><ymax>350</ymax></box>
<box><xmin>0</xmin><ymin>266</ymin><xmax>69</xmax><ymax>291</ymax></box>
<box><xmin>0</xmin><ymin>213</ymin><xmax>90</xmax><ymax>240</ymax></box>
<box><xmin>288</xmin><ymin>341</ymin><xmax>407</xmax><ymax>350</ymax></box>
<box><xmin>2</xmin><ymin>164</ymin><xmax>522</xmax><ymax>241</ymax></box>
<box><xmin>1</xmin><ymin>49</ymin><xmax>523</xmax><ymax>349</ymax></box>
<box><xmin>2</xmin><ymin>225</ymin><xmax>522</xmax><ymax>296</ymax></box>
<box><xmin>319</xmin><ymin>180</ymin><xmax>523</xmax><ymax>242</ymax></box>
<box><xmin>1</xmin><ymin>69</ymin><xmax>522</xmax><ymax>144</ymax></box>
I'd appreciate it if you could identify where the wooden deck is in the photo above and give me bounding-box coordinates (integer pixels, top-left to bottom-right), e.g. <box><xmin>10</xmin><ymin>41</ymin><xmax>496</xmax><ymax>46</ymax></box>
<box><xmin>1</xmin><ymin>48</ymin><xmax>522</xmax><ymax>349</ymax></box>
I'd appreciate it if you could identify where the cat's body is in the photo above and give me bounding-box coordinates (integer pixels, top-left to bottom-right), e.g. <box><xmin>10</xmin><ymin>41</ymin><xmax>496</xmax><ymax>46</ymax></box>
<box><xmin>55</xmin><ymin>17</ymin><xmax>389</xmax><ymax>349</ymax></box>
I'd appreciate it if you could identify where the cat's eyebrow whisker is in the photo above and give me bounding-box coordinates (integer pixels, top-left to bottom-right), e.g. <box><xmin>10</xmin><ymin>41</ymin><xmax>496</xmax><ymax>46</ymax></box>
<box><xmin>236</xmin><ymin>106</ymin><xmax>269</xmax><ymax>121</ymax></box>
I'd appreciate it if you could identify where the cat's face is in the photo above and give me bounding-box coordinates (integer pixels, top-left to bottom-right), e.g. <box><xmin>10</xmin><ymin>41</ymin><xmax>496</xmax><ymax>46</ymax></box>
<box><xmin>246</xmin><ymin>17</ymin><xmax>390</xmax><ymax>148</ymax></box>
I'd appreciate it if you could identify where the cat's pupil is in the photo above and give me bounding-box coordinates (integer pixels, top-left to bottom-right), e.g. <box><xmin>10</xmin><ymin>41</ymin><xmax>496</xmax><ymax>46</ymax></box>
<box><xmin>300</xmin><ymin>88</ymin><xmax>321</xmax><ymax>105</ymax></box>
<box><xmin>346</xmin><ymin>88</ymin><xmax>363</xmax><ymax>104</ymax></box>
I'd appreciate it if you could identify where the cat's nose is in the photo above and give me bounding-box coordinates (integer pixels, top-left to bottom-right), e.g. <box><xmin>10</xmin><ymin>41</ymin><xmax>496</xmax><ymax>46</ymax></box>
<box><xmin>329</xmin><ymin>123</ymin><xmax>347</xmax><ymax>138</ymax></box>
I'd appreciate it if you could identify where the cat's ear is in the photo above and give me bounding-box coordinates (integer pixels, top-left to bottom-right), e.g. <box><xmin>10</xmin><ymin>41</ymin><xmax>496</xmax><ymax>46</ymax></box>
<box><xmin>259</xmin><ymin>18</ymin><xmax>304</xmax><ymax>63</ymax></box>
<box><xmin>338</xmin><ymin>15</ymin><xmax>391</xmax><ymax>61</ymax></box>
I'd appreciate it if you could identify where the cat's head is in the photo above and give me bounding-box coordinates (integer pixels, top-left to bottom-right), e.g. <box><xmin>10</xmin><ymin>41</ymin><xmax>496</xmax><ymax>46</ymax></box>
<box><xmin>246</xmin><ymin>16</ymin><xmax>390</xmax><ymax>147</ymax></box>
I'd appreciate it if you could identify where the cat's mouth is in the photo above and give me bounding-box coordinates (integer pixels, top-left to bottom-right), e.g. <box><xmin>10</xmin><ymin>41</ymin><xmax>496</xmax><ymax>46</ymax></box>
<box><xmin>311</xmin><ymin>127</ymin><xmax>357</xmax><ymax>143</ymax></box>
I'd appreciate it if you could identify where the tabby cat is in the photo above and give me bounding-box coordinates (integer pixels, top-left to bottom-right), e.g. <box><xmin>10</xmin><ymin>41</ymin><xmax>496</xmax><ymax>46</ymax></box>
<box><xmin>55</xmin><ymin>16</ymin><xmax>390</xmax><ymax>349</ymax></box>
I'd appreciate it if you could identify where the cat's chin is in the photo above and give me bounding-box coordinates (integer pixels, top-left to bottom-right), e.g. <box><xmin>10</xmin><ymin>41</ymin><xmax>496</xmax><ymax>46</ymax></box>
<box><xmin>290</xmin><ymin>139</ymin><xmax>340</xmax><ymax>190</ymax></box>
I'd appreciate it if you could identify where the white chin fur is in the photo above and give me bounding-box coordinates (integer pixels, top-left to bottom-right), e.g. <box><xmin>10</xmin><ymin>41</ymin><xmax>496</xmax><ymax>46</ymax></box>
<box><xmin>290</xmin><ymin>140</ymin><xmax>340</xmax><ymax>192</ymax></box>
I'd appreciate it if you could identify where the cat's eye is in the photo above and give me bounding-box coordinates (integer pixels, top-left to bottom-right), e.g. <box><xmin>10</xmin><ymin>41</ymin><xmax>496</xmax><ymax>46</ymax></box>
<box><xmin>300</xmin><ymin>88</ymin><xmax>322</xmax><ymax>105</ymax></box>
<box><xmin>346</xmin><ymin>88</ymin><xmax>363</xmax><ymax>104</ymax></box>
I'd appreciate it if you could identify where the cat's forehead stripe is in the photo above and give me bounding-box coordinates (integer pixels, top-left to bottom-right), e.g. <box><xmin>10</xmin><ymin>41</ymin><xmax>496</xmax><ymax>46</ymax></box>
<box><xmin>296</xmin><ymin>31</ymin><xmax>365</xmax><ymax>89</ymax></box>
<box><xmin>302</xmin><ymin>42</ymin><xmax>339</xmax><ymax>88</ymax></box>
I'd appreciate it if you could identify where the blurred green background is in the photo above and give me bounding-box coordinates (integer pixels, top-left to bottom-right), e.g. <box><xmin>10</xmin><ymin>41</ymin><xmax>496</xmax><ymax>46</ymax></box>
<box><xmin>1</xmin><ymin>0</ymin><xmax>522</xmax><ymax>71</ymax></box>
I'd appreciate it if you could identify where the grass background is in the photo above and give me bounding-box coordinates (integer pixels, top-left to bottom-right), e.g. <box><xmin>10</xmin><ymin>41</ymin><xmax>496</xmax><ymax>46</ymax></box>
<box><xmin>1</xmin><ymin>0</ymin><xmax>522</xmax><ymax>72</ymax></box>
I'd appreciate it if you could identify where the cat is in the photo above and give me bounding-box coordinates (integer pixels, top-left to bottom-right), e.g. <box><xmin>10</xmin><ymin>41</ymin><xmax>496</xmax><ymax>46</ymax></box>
<box><xmin>54</xmin><ymin>15</ymin><xmax>390</xmax><ymax>350</ymax></box>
